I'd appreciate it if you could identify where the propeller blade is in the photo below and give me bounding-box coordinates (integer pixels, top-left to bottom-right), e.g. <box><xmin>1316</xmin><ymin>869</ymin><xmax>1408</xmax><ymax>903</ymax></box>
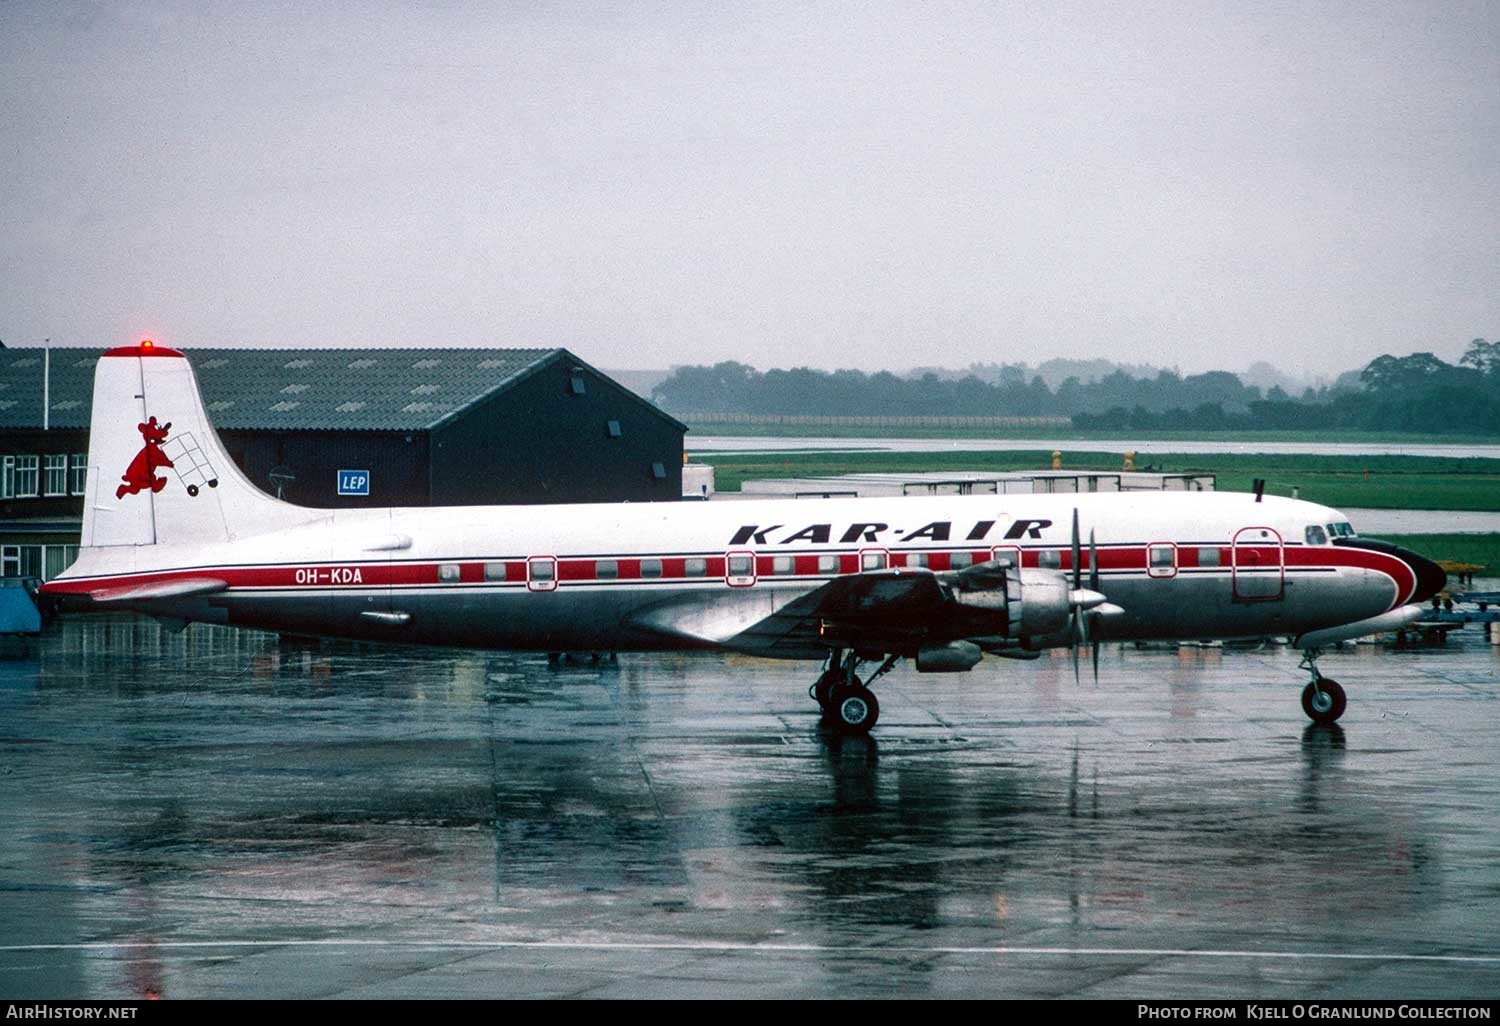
<box><xmin>1089</xmin><ymin>528</ymin><xmax>1099</xmax><ymax>592</ymax></box>
<box><xmin>1070</xmin><ymin>508</ymin><xmax>1081</xmax><ymax>592</ymax></box>
<box><xmin>1092</xmin><ymin>638</ymin><xmax>1100</xmax><ymax>684</ymax></box>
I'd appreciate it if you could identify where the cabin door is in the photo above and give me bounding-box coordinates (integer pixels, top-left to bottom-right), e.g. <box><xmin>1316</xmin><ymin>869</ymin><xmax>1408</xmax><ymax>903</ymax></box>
<box><xmin>1231</xmin><ymin>527</ymin><xmax>1284</xmax><ymax>601</ymax></box>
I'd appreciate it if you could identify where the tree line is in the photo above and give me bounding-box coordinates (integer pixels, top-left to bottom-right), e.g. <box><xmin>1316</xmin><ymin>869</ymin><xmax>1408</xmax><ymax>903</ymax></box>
<box><xmin>651</xmin><ymin>339</ymin><xmax>1500</xmax><ymax>435</ymax></box>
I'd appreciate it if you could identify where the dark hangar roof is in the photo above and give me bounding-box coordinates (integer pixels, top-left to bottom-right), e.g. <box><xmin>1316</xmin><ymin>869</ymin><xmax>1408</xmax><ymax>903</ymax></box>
<box><xmin>1</xmin><ymin>347</ymin><xmax>684</xmax><ymax>433</ymax></box>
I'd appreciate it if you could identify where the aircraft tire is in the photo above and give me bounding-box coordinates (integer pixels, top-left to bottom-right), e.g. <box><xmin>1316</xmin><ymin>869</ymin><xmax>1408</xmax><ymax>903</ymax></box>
<box><xmin>1301</xmin><ymin>678</ymin><xmax>1346</xmax><ymax>726</ymax></box>
<box><xmin>812</xmin><ymin>669</ymin><xmax>848</xmax><ymax>711</ymax></box>
<box><xmin>830</xmin><ymin>683</ymin><xmax>879</xmax><ymax>735</ymax></box>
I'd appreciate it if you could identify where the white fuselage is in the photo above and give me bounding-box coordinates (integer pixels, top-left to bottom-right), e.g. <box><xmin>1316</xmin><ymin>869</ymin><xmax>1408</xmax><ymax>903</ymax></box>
<box><xmin>48</xmin><ymin>490</ymin><xmax>1424</xmax><ymax>657</ymax></box>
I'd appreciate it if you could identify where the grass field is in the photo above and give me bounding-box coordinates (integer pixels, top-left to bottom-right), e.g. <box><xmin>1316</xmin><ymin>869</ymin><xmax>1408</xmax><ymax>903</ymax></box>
<box><xmin>684</xmin><ymin>420</ymin><xmax>1500</xmax><ymax>445</ymax></box>
<box><xmin>1379</xmin><ymin>534</ymin><xmax>1500</xmax><ymax>576</ymax></box>
<box><xmin>704</xmin><ymin>449</ymin><xmax>1500</xmax><ymax>511</ymax></box>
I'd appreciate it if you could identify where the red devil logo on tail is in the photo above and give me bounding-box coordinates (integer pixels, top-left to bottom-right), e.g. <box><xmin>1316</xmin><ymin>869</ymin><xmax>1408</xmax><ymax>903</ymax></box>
<box><xmin>117</xmin><ymin>416</ymin><xmax>174</xmax><ymax>499</ymax></box>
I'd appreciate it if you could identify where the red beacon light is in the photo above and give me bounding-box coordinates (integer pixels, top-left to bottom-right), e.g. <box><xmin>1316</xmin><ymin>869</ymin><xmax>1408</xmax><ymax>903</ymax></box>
<box><xmin>140</xmin><ymin>339</ymin><xmax>154</xmax><ymax>349</ymax></box>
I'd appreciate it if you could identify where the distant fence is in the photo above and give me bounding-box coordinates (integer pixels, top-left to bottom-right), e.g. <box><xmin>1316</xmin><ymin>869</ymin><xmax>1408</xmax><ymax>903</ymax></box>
<box><xmin>675</xmin><ymin>412</ymin><xmax>1074</xmax><ymax>429</ymax></box>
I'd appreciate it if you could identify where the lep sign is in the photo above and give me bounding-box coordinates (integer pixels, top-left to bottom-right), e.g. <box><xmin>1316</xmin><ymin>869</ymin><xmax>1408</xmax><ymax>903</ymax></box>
<box><xmin>337</xmin><ymin>470</ymin><xmax>370</xmax><ymax>497</ymax></box>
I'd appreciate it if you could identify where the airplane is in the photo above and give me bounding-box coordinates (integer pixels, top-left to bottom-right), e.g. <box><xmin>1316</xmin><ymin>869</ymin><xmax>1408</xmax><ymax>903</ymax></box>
<box><xmin>39</xmin><ymin>342</ymin><xmax>1447</xmax><ymax>735</ymax></box>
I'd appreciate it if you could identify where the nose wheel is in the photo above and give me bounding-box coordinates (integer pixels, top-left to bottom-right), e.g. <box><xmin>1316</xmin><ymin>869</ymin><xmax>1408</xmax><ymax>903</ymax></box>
<box><xmin>1301</xmin><ymin>677</ymin><xmax>1346</xmax><ymax>726</ymax></box>
<box><xmin>1298</xmin><ymin>649</ymin><xmax>1346</xmax><ymax>726</ymax></box>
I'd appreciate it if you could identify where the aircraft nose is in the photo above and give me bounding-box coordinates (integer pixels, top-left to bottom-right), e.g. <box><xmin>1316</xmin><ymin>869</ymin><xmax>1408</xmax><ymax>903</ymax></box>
<box><xmin>1334</xmin><ymin>537</ymin><xmax>1447</xmax><ymax>606</ymax></box>
<box><xmin>1399</xmin><ymin>546</ymin><xmax>1448</xmax><ymax>605</ymax></box>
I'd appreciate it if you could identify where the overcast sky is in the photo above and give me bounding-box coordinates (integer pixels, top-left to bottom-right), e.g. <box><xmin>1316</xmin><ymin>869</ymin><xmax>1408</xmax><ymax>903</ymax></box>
<box><xmin>2</xmin><ymin>1</ymin><xmax>1496</xmax><ymax>378</ymax></box>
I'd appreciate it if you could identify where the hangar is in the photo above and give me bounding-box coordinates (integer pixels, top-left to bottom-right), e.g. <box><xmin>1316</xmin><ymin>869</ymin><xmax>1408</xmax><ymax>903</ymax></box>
<box><xmin>0</xmin><ymin>346</ymin><xmax>686</xmax><ymax>581</ymax></box>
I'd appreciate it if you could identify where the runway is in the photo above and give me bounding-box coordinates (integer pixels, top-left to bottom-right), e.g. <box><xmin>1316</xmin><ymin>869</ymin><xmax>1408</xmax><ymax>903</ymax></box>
<box><xmin>2</xmin><ymin>616</ymin><xmax>1498</xmax><ymax>999</ymax></box>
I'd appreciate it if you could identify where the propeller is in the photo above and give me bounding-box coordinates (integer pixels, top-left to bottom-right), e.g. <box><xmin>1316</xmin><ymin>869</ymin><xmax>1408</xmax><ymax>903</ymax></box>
<box><xmin>1068</xmin><ymin>510</ymin><xmax>1121</xmax><ymax>682</ymax></box>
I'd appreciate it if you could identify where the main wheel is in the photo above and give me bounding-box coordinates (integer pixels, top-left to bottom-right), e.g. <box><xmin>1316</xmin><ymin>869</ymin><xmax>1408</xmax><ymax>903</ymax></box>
<box><xmin>1301</xmin><ymin>677</ymin><xmax>1346</xmax><ymax>726</ymax></box>
<box><xmin>812</xmin><ymin>668</ymin><xmax>848</xmax><ymax>711</ymax></box>
<box><xmin>829</xmin><ymin>683</ymin><xmax>879</xmax><ymax>735</ymax></box>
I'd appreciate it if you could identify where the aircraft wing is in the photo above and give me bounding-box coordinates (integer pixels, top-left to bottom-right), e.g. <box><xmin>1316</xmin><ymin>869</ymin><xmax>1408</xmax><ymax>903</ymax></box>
<box><xmin>629</xmin><ymin>568</ymin><xmax>954</xmax><ymax>657</ymax></box>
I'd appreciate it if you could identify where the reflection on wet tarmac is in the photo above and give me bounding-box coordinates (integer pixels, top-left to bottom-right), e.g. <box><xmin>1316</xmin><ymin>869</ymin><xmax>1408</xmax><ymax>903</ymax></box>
<box><xmin>1</xmin><ymin>614</ymin><xmax>1498</xmax><ymax>998</ymax></box>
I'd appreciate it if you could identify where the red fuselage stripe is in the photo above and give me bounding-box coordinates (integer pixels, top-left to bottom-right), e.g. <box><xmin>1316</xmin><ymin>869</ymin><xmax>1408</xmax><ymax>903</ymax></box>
<box><xmin>42</xmin><ymin>543</ymin><xmax>1421</xmax><ymax>608</ymax></box>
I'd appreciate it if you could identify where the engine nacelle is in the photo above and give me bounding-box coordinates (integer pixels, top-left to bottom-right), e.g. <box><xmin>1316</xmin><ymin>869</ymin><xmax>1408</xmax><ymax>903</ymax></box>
<box><xmin>949</xmin><ymin>566</ymin><xmax>1074</xmax><ymax>642</ymax></box>
<box><xmin>915</xmin><ymin>640</ymin><xmax>984</xmax><ymax>673</ymax></box>
<box><xmin>1011</xmin><ymin>568</ymin><xmax>1073</xmax><ymax>639</ymax></box>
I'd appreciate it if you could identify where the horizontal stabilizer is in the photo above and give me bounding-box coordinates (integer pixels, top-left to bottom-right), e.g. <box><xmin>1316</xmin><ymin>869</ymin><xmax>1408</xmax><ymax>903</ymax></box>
<box><xmin>89</xmin><ymin>577</ymin><xmax>228</xmax><ymax>604</ymax></box>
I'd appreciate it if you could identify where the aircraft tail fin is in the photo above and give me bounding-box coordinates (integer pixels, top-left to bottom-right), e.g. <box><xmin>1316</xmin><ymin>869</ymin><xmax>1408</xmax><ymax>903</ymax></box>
<box><xmin>79</xmin><ymin>342</ymin><xmax>305</xmax><ymax>549</ymax></box>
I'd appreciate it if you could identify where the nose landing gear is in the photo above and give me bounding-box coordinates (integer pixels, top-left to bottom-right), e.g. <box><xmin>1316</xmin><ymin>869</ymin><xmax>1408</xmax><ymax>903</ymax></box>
<box><xmin>1299</xmin><ymin>649</ymin><xmax>1347</xmax><ymax>726</ymax></box>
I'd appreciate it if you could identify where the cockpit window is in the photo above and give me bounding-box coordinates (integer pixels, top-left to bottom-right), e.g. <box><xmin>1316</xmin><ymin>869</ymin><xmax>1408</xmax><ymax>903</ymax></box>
<box><xmin>1305</xmin><ymin>525</ymin><xmax>1328</xmax><ymax>546</ymax></box>
<box><xmin>1326</xmin><ymin>522</ymin><xmax>1356</xmax><ymax>539</ymax></box>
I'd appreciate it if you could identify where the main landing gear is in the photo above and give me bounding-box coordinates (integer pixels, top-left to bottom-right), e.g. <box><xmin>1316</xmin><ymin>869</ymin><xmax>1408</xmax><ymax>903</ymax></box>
<box><xmin>1298</xmin><ymin>649</ymin><xmax>1347</xmax><ymax>727</ymax></box>
<box><xmin>810</xmin><ymin>649</ymin><xmax>899</xmax><ymax>735</ymax></box>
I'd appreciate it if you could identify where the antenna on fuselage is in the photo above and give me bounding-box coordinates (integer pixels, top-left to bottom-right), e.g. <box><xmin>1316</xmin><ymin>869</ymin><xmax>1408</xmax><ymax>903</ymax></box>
<box><xmin>1252</xmin><ymin>478</ymin><xmax>1266</xmax><ymax>503</ymax></box>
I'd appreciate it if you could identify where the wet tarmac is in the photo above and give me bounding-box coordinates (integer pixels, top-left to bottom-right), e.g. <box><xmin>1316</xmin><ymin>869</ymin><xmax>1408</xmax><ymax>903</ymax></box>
<box><xmin>2</xmin><ymin>616</ymin><xmax>1499</xmax><ymax>999</ymax></box>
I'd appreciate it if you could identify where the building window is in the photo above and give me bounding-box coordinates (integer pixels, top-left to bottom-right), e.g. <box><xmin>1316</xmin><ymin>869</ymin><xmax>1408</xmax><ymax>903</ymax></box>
<box><xmin>650</xmin><ymin>462</ymin><xmax>667</xmax><ymax>480</ymax></box>
<box><xmin>44</xmin><ymin>455</ymin><xmax>67</xmax><ymax>496</ymax></box>
<box><xmin>43</xmin><ymin>545</ymin><xmax>73</xmax><ymax>581</ymax></box>
<box><xmin>70</xmin><ymin>454</ymin><xmax>87</xmax><ymax>496</ymax></box>
<box><xmin>1</xmin><ymin>457</ymin><xmax>13</xmax><ymax>499</ymax></box>
<box><xmin>1</xmin><ymin>545</ymin><xmax>41</xmax><ymax>578</ymax></box>
<box><xmin>13</xmin><ymin>456</ymin><xmax>38</xmax><ymax>498</ymax></box>
<box><xmin>568</xmin><ymin>372</ymin><xmax>587</xmax><ymax>395</ymax></box>
<box><xmin>606</xmin><ymin>420</ymin><xmax>622</xmax><ymax>438</ymax></box>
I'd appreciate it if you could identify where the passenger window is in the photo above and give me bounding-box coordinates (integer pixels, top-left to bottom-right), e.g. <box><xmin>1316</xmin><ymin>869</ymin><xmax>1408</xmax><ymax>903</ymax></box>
<box><xmin>1305</xmin><ymin>525</ymin><xmax>1327</xmax><ymax>546</ymax></box>
<box><xmin>726</xmin><ymin>552</ymin><xmax>756</xmax><ymax>587</ymax></box>
<box><xmin>595</xmin><ymin>559</ymin><xmax>618</xmax><ymax>579</ymax></box>
<box><xmin>861</xmin><ymin>550</ymin><xmax>888</xmax><ymax>571</ymax></box>
<box><xmin>949</xmin><ymin>552</ymin><xmax>973</xmax><ymax>570</ymax></box>
<box><xmin>684</xmin><ymin>557</ymin><xmax>707</xmax><ymax>577</ymax></box>
<box><xmin>527</xmin><ymin>556</ymin><xmax>557</xmax><ymax>592</ymax></box>
<box><xmin>772</xmin><ymin>555</ymin><xmax>795</xmax><ymax>575</ymax></box>
<box><xmin>438</xmin><ymin>563</ymin><xmax>461</xmax><ymax>582</ymax></box>
<box><xmin>905</xmin><ymin>552</ymin><xmax>928</xmax><ymax>568</ymax></box>
<box><xmin>1039</xmin><ymin>550</ymin><xmax>1061</xmax><ymax>569</ymax></box>
<box><xmin>817</xmin><ymin>554</ymin><xmax>839</xmax><ymax>574</ymax></box>
<box><xmin>1197</xmin><ymin>547</ymin><xmax>1220</xmax><ymax>567</ymax></box>
<box><xmin>640</xmin><ymin>558</ymin><xmax>663</xmax><ymax>578</ymax></box>
<box><xmin>1148</xmin><ymin>544</ymin><xmax>1176</xmax><ymax>578</ymax></box>
<box><xmin>483</xmin><ymin>561</ymin><xmax>507</xmax><ymax>581</ymax></box>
